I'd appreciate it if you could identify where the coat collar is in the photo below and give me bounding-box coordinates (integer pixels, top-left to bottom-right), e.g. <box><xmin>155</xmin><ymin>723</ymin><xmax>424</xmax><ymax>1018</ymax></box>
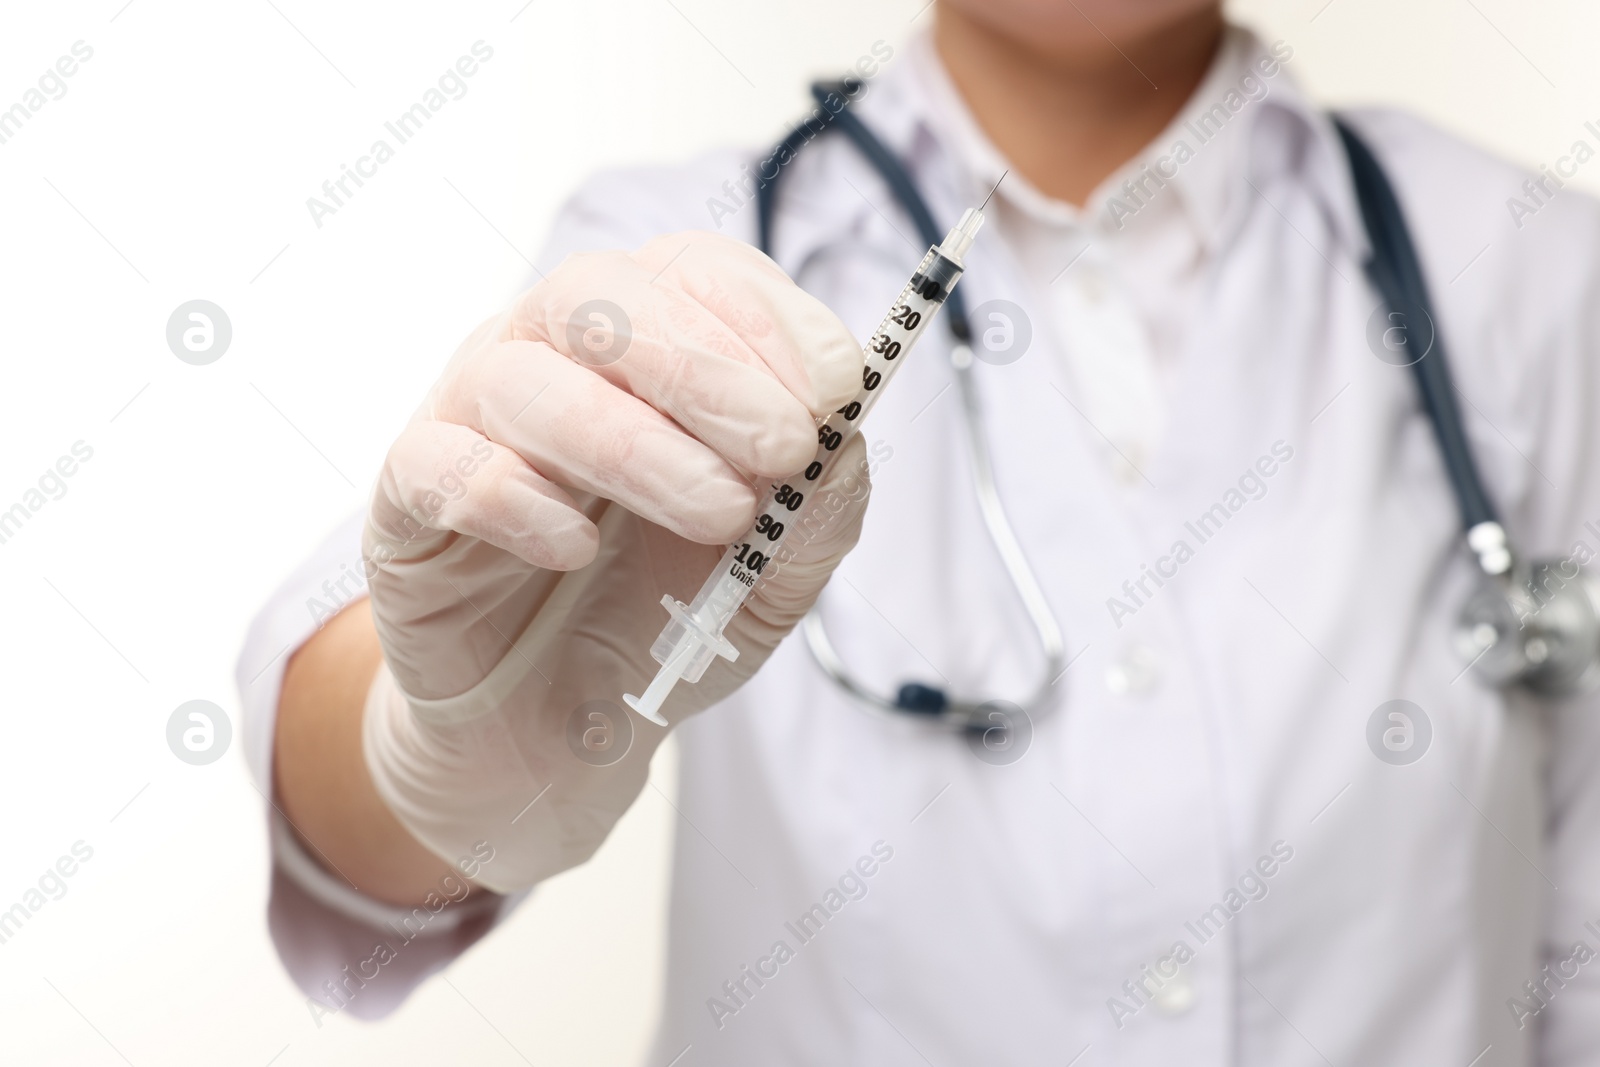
<box><xmin>768</xmin><ymin>24</ymin><xmax>1371</xmax><ymax>272</ymax></box>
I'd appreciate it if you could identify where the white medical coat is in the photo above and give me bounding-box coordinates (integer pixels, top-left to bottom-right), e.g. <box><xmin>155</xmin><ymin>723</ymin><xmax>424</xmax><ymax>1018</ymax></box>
<box><xmin>237</xmin><ymin>24</ymin><xmax>1600</xmax><ymax>1067</ymax></box>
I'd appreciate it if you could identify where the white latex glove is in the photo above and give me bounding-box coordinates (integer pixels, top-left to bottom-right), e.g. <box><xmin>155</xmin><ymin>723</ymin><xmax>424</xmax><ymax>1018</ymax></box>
<box><xmin>360</xmin><ymin>232</ymin><xmax>869</xmax><ymax>892</ymax></box>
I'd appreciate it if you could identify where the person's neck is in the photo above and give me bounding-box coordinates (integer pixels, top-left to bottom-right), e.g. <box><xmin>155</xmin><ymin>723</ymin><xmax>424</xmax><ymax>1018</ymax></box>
<box><xmin>933</xmin><ymin>7</ymin><xmax>1225</xmax><ymax>206</ymax></box>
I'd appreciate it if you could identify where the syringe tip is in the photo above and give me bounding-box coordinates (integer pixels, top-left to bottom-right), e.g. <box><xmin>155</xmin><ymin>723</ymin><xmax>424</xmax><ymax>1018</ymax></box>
<box><xmin>940</xmin><ymin>208</ymin><xmax>985</xmax><ymax>265</ymax></box>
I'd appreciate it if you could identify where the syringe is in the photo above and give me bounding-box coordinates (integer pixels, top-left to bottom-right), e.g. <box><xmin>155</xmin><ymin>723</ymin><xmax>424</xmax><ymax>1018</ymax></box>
<box><xmin>622</xmin><ymin>206</ymin><xmax>986</xmax><ymax>724</ymax></box>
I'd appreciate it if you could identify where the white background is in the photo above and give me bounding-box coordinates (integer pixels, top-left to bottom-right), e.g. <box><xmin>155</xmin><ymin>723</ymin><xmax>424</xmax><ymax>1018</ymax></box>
<box><xmin>0</xmin><ymin>1</ymin><xmax>1596</xmax><ymax>1064</ymax></box>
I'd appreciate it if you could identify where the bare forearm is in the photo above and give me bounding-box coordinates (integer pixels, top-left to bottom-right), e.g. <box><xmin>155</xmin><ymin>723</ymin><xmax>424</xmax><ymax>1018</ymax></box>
<box><xmin>273</xmin><ymin>599</ymin><xmax>477</xmax><ymax>907</ymax></box>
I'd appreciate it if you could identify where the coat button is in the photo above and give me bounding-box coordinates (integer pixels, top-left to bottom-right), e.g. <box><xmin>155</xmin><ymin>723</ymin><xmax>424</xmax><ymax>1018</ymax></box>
<box><xmin>1154</xmin><ymin>971</ymin><xmax>1196</xmax><ymax>1016</ymax></box>
<box><xmin>1106</xmin><ymin>644</ymin><xmax>1161</xmax><ymax>696</ymax></box>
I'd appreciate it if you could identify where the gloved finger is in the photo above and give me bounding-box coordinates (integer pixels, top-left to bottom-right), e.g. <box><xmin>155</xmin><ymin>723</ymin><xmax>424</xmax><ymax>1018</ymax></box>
<box><xmin>732</xmin><ymin>433</ymin><xmax>873</xmax><ymax>644</ymax></box>
<box><xmin>509</xmin><ymin>247</ymin><xmax>817</xmax><ymax>477</ymax></box>
<box><xmin>371</xmin><ymin>419</ymin><xmax>599</xmax><ymax>571</ymax></box>
<box><xmin>435</xmin><ymin>338</ymin><xmax>761</xmax><ymax>545</ymax></box>
<box><xmin>630</xmin><ymin>232</ymin><xmax>862</xmax><ymax>416</ymax></box>
<box><xmin>507</xmin><ymin>240</ymin><xmax>859</xmax><ymax>478</ymax></box>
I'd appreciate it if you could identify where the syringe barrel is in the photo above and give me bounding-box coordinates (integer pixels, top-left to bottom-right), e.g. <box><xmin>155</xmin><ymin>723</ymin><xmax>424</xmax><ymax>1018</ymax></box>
<box><xmin>646</xmin><ymin>244</ymin><xmax>968</xmax><ymax>685</ymax></box>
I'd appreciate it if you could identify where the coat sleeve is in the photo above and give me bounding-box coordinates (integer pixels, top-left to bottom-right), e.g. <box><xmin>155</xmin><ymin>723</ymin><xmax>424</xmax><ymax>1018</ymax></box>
<box><xmin>235</xmin><ymin>152</ymin><xmax>752</xmax><ymax>1018</ymax></box>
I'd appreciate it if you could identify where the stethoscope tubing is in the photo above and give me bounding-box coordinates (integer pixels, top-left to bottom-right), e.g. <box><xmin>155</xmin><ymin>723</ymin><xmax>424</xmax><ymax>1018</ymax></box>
<box><xmin>763</xmin><ymin>82</ymin><xmax>1600</xmax><ymax>717</ymax></box>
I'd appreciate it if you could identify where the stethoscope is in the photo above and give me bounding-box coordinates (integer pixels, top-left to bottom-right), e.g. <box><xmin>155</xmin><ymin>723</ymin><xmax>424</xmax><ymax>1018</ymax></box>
<box><xmin>755</xmin><ymin>80</ymin><xmax>1600</xmax><ymax>730</ymax></box>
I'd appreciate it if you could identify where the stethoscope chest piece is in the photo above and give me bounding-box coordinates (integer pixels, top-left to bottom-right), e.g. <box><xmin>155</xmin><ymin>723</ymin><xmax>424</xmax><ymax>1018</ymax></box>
<box><xmin>1456</xmin><ymin>560</ymin><xmax>1600</xmax><ymax>696</ymax></box>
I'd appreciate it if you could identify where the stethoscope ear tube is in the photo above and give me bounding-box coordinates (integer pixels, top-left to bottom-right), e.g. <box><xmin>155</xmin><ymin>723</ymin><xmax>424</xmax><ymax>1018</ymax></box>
<box><xmin>780</xmin><ymin>95</ymin><xmax>1600</xmax><ymax>712</ymax></box>
<box><xmin>1339</xmin><ymin>119</ymin><xmax>1600</xmax><ymax>696</ymax></box>
<box><xmin>948</xmin><ymin>344</ymin><xmax>1070</xmax><ymax>709</ymax></box>
<box><xmin>773</xmin><ymin>83</ymin><xmax>1066</xmax><ymax>730</ymax></box>
<box><xmin>799</xmin><ymin>339</ymin><xmax>1070</xmax><ymax>731</ymax></box>
<box><xmin>1335</xmin><ymin>120</ymin><xmax>1507</xmax><ymax>574</ymax></box>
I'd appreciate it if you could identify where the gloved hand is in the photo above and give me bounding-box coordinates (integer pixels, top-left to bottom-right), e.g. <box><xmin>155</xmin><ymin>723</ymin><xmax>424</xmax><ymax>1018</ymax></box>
<box><xmin>360</xmin><ymin>232</ymin><xmax>870</xmax><ymax>892</ymax></box>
